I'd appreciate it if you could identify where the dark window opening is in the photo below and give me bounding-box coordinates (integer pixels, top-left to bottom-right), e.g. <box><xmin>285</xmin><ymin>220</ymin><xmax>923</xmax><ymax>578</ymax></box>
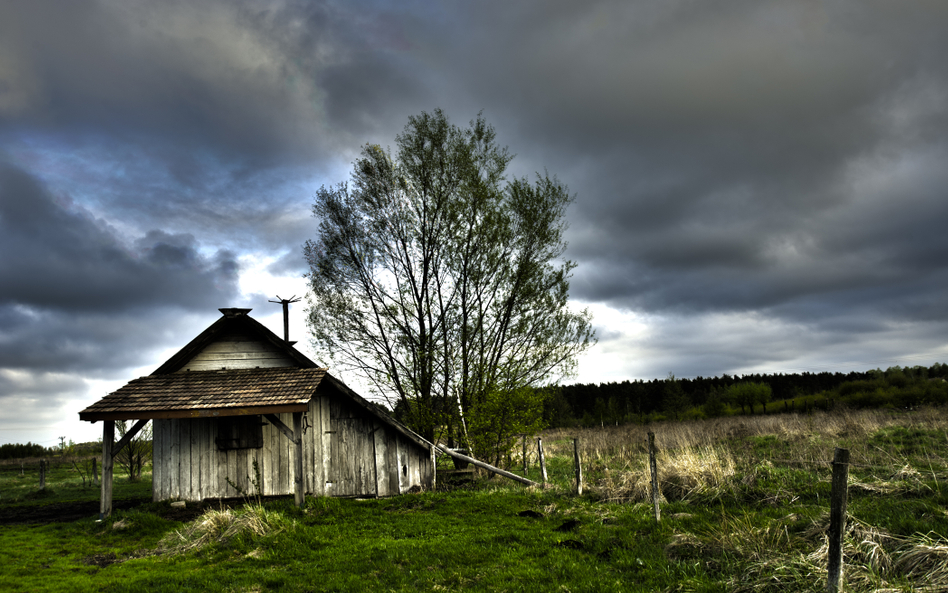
<box><xmin>216</xmin><ymin>416</ymin><xmax>264</xmax><ymax>451</ymax></box>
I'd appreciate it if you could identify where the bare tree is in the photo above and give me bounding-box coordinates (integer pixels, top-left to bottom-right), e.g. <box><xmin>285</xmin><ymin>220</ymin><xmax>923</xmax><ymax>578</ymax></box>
<box><xmin>115</xmin><ymin>420</ymin><xmax>152</xmax><ymax>481</ymax></box>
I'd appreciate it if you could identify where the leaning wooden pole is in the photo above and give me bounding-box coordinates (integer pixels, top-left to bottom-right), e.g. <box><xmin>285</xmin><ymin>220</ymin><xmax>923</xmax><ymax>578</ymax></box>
<box><xmin>827</xmin><ymin>447</ymin><xmax>850</xmax><ymax>593</ymax></box>
<box><xmin>100</xmin><ymin>420</ymin><xmax>114</xmax><ymax>520</ymax></box>
<box><xmin>436</xmin><ymin>446</ymin><xmax>539</xmax><ymax>487</ymax></box>
<box><xmin>538</xmin><ymin>437</ymin><xmax>548</xmax><ymax>486</ymax></box>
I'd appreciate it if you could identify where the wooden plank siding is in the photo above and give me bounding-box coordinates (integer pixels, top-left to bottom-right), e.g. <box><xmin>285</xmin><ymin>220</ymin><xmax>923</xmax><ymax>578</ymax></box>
<box><xmin>152</xmin><ymin>394</ymin><xmax>433</xmax><ymax>502</ymax></box>
<box><xmin>175</xmin><ymin>331</ymin><xmax>297</xmax><ymax>372</ymax></box>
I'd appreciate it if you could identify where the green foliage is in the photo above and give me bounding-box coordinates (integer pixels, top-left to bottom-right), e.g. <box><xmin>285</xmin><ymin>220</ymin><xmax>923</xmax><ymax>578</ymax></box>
<box><xmin>304</xmin><ymin>109</ymin><xmax>595</xmax><ymax>449</ymax></box>
<box><xmin>662</xmin><ymin>373</ymin><xmax>691</xmax><ymax>420</ymax></box>
<box><xmin>466</xmin><ymin>386</ymin><xmax>547</xmax><ymax>467</ymax></box>
<box><xmin>702</xmin><ymin>389</ymin><xmax>727</xmax><ymax>417</ymax></box>
<box><xmin>725</xmin><ymin>382</ymin><xmax>773</xmax><ymax>415</ymax></box>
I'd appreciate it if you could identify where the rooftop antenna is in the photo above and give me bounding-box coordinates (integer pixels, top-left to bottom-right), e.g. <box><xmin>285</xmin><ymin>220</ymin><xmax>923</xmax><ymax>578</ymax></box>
<box><xmin>269</xmin><ymin>295</ymin><xmax>301</xmax><ymax>344</ymax></box>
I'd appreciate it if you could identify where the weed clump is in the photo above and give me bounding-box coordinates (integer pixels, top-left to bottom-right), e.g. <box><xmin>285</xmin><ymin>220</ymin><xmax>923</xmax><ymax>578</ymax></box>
<box><xmin>156</xmin><ymin>504</ymin><xmax>294</xmax><ymax>556</ymax></box>
<box><xmin>722</xmin><ymin>513</ymin><xmax>948</xmax><ymax>592</ymax></box>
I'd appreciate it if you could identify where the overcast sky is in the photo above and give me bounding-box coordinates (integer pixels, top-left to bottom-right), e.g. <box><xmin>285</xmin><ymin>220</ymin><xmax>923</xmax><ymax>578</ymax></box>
<box><xmin>2</xmin><ymin>0</ymin><xmax>947</xmax><ymax>446</ymax></box>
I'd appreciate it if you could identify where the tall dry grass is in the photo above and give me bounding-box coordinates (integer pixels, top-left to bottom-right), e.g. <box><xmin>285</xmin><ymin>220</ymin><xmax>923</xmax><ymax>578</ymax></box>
<box><xmin>721</xmin><ymin>515</ymin><xmax>948</xmax><ymax>592</ymax></box>
<box><xmin>531</xmin><ymin>407</ymin><xmax>948</xmax><ymax>503</ymax></box>
<box><xmin>544</xmin><ymin>407</ymin><xmax>948</xmax><ymax>459</ymax></box>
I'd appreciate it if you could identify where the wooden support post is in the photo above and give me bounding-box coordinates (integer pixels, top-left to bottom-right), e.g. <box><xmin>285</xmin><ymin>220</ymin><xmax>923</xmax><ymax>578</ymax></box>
<box><xmin>264</xmin><ymin>414</ymin><xmax>297</xmax><ymax>443</ymax></box>
<box><xmin>648</xmin><ymin>431</ymin><xmax>660</xmax><ymax>523</ymax></box>
<box><xmin>573</xmin><ymin>438</ymin><xmax>583</xmax><ymax>495</ymax></box>
<box><xmin>430</xmin><ymin>443</ymin><xmax>437</xmax><ymax>491</ymax></box>
<box><xmin>522</xmin><ymin>435</ymin><xmax>528</xmax><ymax>475</ymax></box>
<box><xmin>538</xmin><ymin>437</ymin><xmax>548</xmax><ymax>486</ymax></box>
<box><xmin>112</xmin><ymin>419</ymin><xmax>149</xmax><ymax>458</ymax></box>
<box><xmin>100</xmin><ymin>420</ymin><xmax>114</xmax><ymax>520</ymax></box>
<box><xmin>827</xmin><ymin>447</ymin><xmax>850</xmax><ymax>593</ymax></box>
<box><xmin>39</xmin><ymin>459</ymin><xmax>46</xmax><ymax>490</ymax></box>
<box><xmin>293</xmin><ymin>412</ymin><xmax>304</xmax><ymax>508</ymax></box>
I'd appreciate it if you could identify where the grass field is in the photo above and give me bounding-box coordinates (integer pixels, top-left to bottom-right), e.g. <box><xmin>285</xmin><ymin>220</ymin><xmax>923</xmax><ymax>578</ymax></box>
<box><xmin>3</xmin><ymin>407</ymin><xmax>948</xmax><ymax>592</ymax></box>
<box><xmin>0</xmin><ymin>456</ymin><xmax>151</xmax><ymax>508</ymax></box>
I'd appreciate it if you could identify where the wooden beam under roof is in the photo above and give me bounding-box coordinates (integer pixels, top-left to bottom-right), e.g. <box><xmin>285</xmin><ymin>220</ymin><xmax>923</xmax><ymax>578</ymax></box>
<box><xmin>80</xmin><ymin>403</ymin><xmax>309</xmax><ymax>422</ymax></box>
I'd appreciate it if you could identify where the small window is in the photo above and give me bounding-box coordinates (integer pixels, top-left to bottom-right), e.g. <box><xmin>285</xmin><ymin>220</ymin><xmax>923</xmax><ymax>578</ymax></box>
<box><xmin>216</xmin><ymin>416</ymin><xmax>264</xmax><ymax>450</ymax></box>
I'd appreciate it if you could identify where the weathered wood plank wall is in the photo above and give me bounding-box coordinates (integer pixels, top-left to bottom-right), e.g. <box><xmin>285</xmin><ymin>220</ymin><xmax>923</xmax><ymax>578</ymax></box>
<box><xmin>175</xmin><ymin>331</ymin><xmax>296</xmax><ymax>372</ymax></box>
<box><xmin>152</xmin><ymin>389</ymin><xmax>433</xmax><ymax>502</ymax></box>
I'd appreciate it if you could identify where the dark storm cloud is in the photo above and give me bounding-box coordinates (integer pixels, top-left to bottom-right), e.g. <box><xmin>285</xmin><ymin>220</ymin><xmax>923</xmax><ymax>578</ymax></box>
<box><xmin>0</xmin><ymin>0</ymin><xmax>438</xmax><ymax>256</ymax></box>
<box><xmin>0</xmin><ymin>161</ymin><xmax>239</xmax><ymax>313</ymax></box>
<box><xmin>0</xmin><ymin>161</ymin><xmax>240</xmax><ymax>371</ymax></box>
<box><xmin>0</xmin><ymin>0</ymin><xmax>429</xmax><ymax>160</ymax></box>
<box><xmin>1</xmin><ymin>0</ymin><xmax>947</xmax><ymax>444</ymax></box>
<box><xmin>432</xmin><ymin>0</ymin><xmax>948</xmax><ymax>332</ymax></box>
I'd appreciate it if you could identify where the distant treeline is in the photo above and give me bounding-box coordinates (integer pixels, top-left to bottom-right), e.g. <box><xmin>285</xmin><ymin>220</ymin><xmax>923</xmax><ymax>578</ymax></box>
<box><xmin>0</xmin><ymin>440</ymin><xmax>101</xmax><ymax>461</ymax></box>
<box><xmin>0</xmin><ymin>441</ymin><xmax>54</xmax><ymax>460</ymax></box>
<box><xmin>545</xmin><ymin>363</ymin><xmax>948</xmax><ymax>428</ymax></box>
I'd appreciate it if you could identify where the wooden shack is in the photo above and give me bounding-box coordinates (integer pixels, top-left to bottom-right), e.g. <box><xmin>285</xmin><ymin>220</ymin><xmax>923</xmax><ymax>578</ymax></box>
<box><xmin>79</xmin><ymin>308</ymin><xmax>434</xmax><ymax>517</ymax></box>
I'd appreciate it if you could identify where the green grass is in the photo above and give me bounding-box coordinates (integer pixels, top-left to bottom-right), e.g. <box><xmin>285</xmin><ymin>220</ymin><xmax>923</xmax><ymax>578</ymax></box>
<box><xmin>5</xmin><ymin>408</ymin><xmax>948</xmax><ymax>592</ymax></box>
<box><xmin>0</xmin><ymin>458</ymin><xmax>151</xmax><ymax>507</ymax></box>
<box><xmin>1</xmin><ymin>489</ymin><xmax>698</xmax><ymax>593</ymax></box>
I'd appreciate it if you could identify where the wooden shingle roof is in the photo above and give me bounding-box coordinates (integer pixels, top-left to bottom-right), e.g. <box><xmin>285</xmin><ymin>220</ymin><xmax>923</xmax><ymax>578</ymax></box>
<box><xmin>79</xmin><ymin>367</ymin><xmax>327</xmax><ymax>421</ymax></box>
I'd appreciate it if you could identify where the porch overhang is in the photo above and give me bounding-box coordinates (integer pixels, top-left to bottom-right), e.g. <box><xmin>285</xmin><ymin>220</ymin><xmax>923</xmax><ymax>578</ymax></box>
<box><xmin>79</xmin><ymin>403</ymin><xmax>310</xmax><ymax>422</ymax></box>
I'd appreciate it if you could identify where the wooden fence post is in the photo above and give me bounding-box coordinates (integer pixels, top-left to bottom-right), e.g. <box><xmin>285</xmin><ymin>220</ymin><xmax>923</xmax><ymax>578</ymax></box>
<box><xmin>101</xmin><ymin>420</ymin><xmax>114</xmax><ymax>520</ymax></box>
<box><xmin>573</xmin><ymin>438</ymin><xmax>583</xmax><ymax>495</ymax></box>
<box><xmin>537</xmin><ymin>437</ymin><xmax>548</xmax><ymax>486</ymax></box>
<box><xmin>522</xmin><ymin>435</ymin><xmax>528</xmax><ymax>476</ymax></box>
<box><xmin>827</xmin><ymin>447</ymin><xmax>850</xmax><ymax>593</ymax></box>
<box><xmin>648</xmin><ymin>432</ymin><xmax>660</xmax><ymax>523</ymax></box>
<box><xmin>39</xmin><ymin>459</ymin><xmax>46</xmax><ymax>491</ymax></box>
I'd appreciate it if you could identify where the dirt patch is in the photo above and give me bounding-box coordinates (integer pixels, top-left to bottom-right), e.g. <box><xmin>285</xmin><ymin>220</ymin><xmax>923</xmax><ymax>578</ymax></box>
<box><xmin>81</xmin><ymin>553</ymin><xmax>118</xmax><ymax>568</ymax></box>
<box><xmin>158</xmin><ymin>502</ymin><xmax>221</xmax><ymax>523</ymax></box>
<box><xmin>0</xmin><ymin>498</ymin><xmax>151</xmax><ymax>525</ymax></box>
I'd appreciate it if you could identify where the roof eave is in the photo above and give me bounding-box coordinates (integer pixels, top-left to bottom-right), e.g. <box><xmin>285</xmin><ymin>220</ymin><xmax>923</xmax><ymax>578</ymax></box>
<box><xmin>80</xmin><ymin>402</ymin><xmax>310</xmax><ymax>422</ymax></box>
<box><xmin>322</xmin><ymin>373</ymin><xmax>433</xmax><ymax>450</ymax></box>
